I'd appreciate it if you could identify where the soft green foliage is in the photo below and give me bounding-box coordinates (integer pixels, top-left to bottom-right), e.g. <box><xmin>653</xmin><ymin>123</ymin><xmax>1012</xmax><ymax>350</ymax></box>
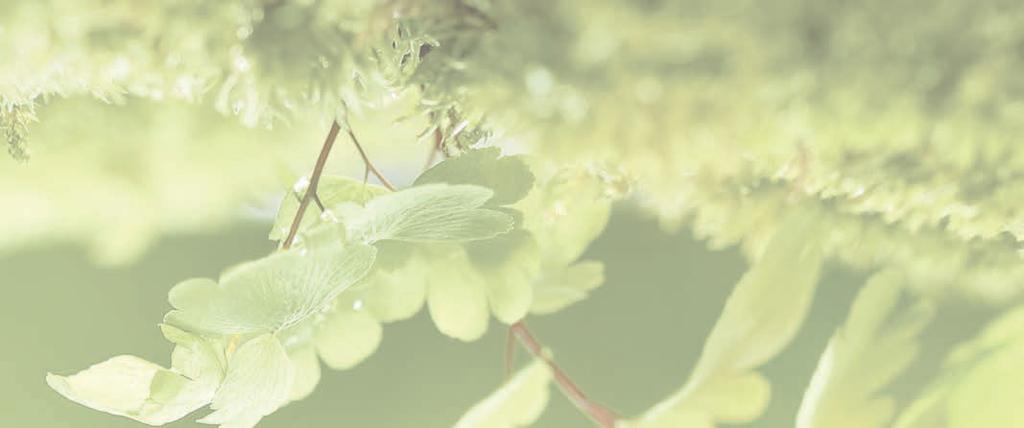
<box><xmin>340</xmin><ymin>183</ymin><xmax>514</xmax><ymax>243</ymax></box>
<box><xmin>47</xmin><ymin>326</ymin><xmax>224</xmax><ymax>426</ymax></box>
<box><xmin>415</xmin><ymin>147</ymin><xmax>535</xmax><ymax>206</ymax></box>
<box><xmin>166</xmin><ymin>240</ymin><xmax>377</xmax><ymax>335</ymax></box>
<box><xmin>313</xmin><ymin>297</ymin><xmax>383</xmax><ymax>370</ymax></box>
<box><xmin>199</xmin><ymin>334</ymin><xmax>293</xmax><ymax>428</ymax></box>
<box><xmin>894</xmin><ymin>307</ymin><xmax>1024</xmax><ymax>428</ymax></box>
<box><xmin>300</xmin><ymin>151</ymin><xmax>613</xmax><ymax>343</ymax></box>
<box><xmin>285</xmin><ymin>345</ymin><xmax>321</xmax><ymax>402</ymax></box>
<box><xmin>517</xmin><ymin>163</ymin><xmax>612</xmax><ymax>314</ymax></box>
<box><xmin>454</xmin><ymin>360</ymin><xmax>553</xmax><ymax>428</ymax></box>
<box><xmin>3</xmin><ymin>0</ymin><xmax>1023</xmax><ymax>285</ymax></box>
<box><xmin>796</xmin><ymin>270</ymin><xmax>935</xmax><ymax>428</ymax></box>
<box><xmin>629</xmin><ymin>210</ymin><xmax>824</xmax><ymax>427</ymax></box>
<box><xmin>44</xmin><ymin>146</ymin><xmax>618</xmax><ymax>425</ymax></box>
<box><xmin>424</xmin><ymin>246</ymin><xmax>499</xmax><ymax>341</ymax></box>
<box><xmin>17</xmin><ymin>0</ymin><xmax>1024</xmax><ymax>426</ymax></box>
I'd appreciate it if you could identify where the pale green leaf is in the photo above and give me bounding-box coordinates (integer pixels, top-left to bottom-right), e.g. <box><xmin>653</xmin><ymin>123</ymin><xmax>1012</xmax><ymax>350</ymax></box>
<box><xmin>530</xmin><ymin>261</ymin><xmax>604</xmax><ymax>315</ymax></box>
<box><xmin>469</xmin><ymin>231</ymin><xmax>541</xmax><ymax>324</ymax></box>
<box><xmin>359</xmin><ymin>258</ymin><xmax>428</xmax><ymax>323</ymax></box>
<box><xmin>631</xmin><ymin>210</ymin><xmax>823</xmax><ymax>427</ymax></box>
<box><xmin>343</xmin><ymin>183</ymin><xmax>514</xmax><ymax>243</ymax></box>
<box><xmin>518</xmin><ymin>166</ymin><xmax>612</xmax><ymax>267</ymax></box>
<box><xmin>626</xmin><ymin>373</ymin><xmax>771</xmax><ymax>428</ymax></box>
<box><xmin>287</xmin><ymin>345</ymin><xmax>321</xmax><ymax>402</ymax></box>
<box><xmin>425</xmin><ymin>248</ymin><xmax>490</xmax><ymax>341</ymax></box>
<box><xmin>689</xmin><ymin>373</ymin><xmax>772</xmax><ymax>423</ymax></box>
<box><xmin>692</xmin><ymin>210</ymin><xmax>824</xmax><ymax>377</ymax></box>
<box><xmin>892</xmin><ymin>389</ymin><xmax>947</xmax><ymax>428</ymax></box>
<box><xmin>48</xmin><ymin>356</ymin><xmax>190</xmax><ymax>426</ymax></box>
<box><xmin>269</xmin><ymin>175</ymin><xmax>389</xmax><ymax>240</ymax></box>
<box><xmin>46</xmin><ymin>326</ymin><xmax>223</xmax><ymax>426</ymax></box>
<box><xmin>314</xmin><ymin>304</ymin><xmax>383</xmax><ymax>370</ymax></box>
<box><xmin>454</xmin><ymin>359</ymin><xmax>553</xmax><ymax>428</ymax></box>
<box><xmin>165</xmin><ymin>242</ymin><xmax>377</xmax><ymax>335</ymax></box>
<box><xmin>484</xmin><ymin>269</ymin><xmax>534</xmax><ymax>325</ymax></box>
<box><xmin>198</xmin><ymin>334</ymin><xmax>293</xmax><ymax>428</ymax></box>
<box><xmin>161</xmin><ymin>324</ymin><xmax>228</xmax><ymax>384</ymax></box>
<box><xmin>894</xmin><ymin>307</ymin><xmax>1024</xmax><ymax>428</ymax></box>
<box><xmin>414</xmin><ymin>147</ymin><xmax>535</xmax><ymax>206</ymax></box>
<box><xmin>946</xmin><ymin>341</ymin><xmax>1024</xmax><ymax>428</ymax></box>
<box><xmin>796</xmin><ymin>270</ymin><xmax>934</xmax><ymax>428</ymax></box>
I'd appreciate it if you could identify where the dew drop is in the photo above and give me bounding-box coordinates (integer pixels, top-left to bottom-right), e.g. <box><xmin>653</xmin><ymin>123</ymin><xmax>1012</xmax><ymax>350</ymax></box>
<box><xmin>293</xmin><ymin>176</ymin><xmax>311</xmax><ymax>193</ymax></box>
<box><xmin>233</xmin><ymin>55</ymin><xmax>252</xmax><ymax>73</ymax></box>
<box><xmin>320</xmin><ymin>210</ymin><xmax>338</xmax><ymax>222</ymax></box>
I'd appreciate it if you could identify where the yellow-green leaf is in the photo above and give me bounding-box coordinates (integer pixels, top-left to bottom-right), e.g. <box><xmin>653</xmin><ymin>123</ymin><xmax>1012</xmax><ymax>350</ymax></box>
<box><xmin>797</xmin><ymin>270</ymin><xmax>934</xmax><ymax>428</ymax></box>
<box><xmin>198</xmin><ymin>334</ymin><xmax>293</xmax><ymax>428</ymax></box>
<box><xmin>425</xmin><ymin>248</ymin><xmax>490</xmax><ymax>341</ymax></box>
<box><xmin>630</xmin><ymin>210</ymin><xmax>823</xmax><ymax>427</ymax></box>
<box><xmin>165</xmin><ymin>242</ymin><xmax>376</xmax><ymax>335</ymax></box>
<box><xmin>314</xmin><ymin>305</ymin><xmax>383</xmax><ymax>370</ymax></box>
<box><xmin>454</xmin><ymin>359</ymin><xmax>553</xmax><ymax>428</ymax></box>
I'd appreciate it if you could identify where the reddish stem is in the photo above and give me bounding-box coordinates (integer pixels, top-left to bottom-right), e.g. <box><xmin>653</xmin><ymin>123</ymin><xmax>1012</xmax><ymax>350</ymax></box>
<box><xmin>510</xmin><ymin>322</ymin><xmax>619</xmax><ymax>428</ymax></box>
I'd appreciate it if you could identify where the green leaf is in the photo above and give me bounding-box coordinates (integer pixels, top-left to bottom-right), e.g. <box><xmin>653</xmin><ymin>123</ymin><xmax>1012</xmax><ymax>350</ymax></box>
<box><xmin>894</xmin><ymin>307</ymin><xmax>1024</xmax><ymax>428</ymax></box>
<box><xmin>796</xmin><ymin>270</ymin><xmax>934</xmax><ymax>428</ymax></box>
<box><xmin>692</xmin><ymin>210</ymin><xmax>824</xmax><ymax>379</ymax></box>
<box><xmin>414</xmin><ymin>147</ymin><xmax>535</xmax><ymax>206</ymax></box>
<box><xmin>946</xmin><ymin>342</ymin><xmax>1024</xmax><ymax>427</ymax></box>
<box><xmin>161</xmin><ymin>324</ymin><xmax>227</xmax><ymax>388</ymax></box>
<box><xmin>287</xmin><ymin>345</ymin><xmax>321</xmax><ymax>402</ymax></box>
<box><xmin>165</xmin><ymin>242</ymin><xmax>377</xmax><ymax>335</ymax></box>
<box><xmin>269</xmin><ymin>175</ymin><xmax>389</xmax><ymax>241</ymax></box>
<box><xmin>198</xmin><ymin>334</ymin><xmax>293</xmax><ymax>428</ymax></box>
<box><xmin>314</xmin><ymin>302</ymin><xmax>383</xmax><ymax>370</ymax></box>
<box><xmin>454</xmin><ymin>359</ymin><xmax>553</xmax><ymax>428</ymax></box>
<box><xmin>483</xmin><ymin>267</ymin><xmax>534</xmax><ymax>325</ymax></box>
<box><xmin>530</xmin><ymin>261</ymin><xmax>605</xmax><ymax>315</ymax></box>
<box><xmin>518</xmin><ymin>166</ymin><xmax>612</xmax><ymax>267</ymax></box>
<box><xmin>630</xmin><ymin>210</ymin><xmax>824</xmax><ymax>427</ymax></box>
<box><xmin>46</xmin><ymin>326</ymin><xmax>224</xmax><ymax>426</ymax></box>
<box><xmin>343</xmin><ymin>183</ymin><xmax>515</xmax><ymax>243</ymax></box>
<box><xmin>359</xmin><ymin>258</ymin><xmax>429</xmax><ymax>323</ymax></box>
<box><xmin>425</xmin><ymin>247</ymin><xmax>491</xmax><ymax>341</ymax></box>
<box><xmin>49</xmin><ymin>356</ymin><xmax>187</xmax><ymax>426</ymax></box>
<box><xmin>469</xmin><ymin>231</ymin><xmax>541</xmax><ymax>324</ymax></box>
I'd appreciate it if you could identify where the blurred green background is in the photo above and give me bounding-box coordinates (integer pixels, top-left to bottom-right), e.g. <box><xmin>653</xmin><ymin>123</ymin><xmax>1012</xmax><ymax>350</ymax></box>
<box><xmin>0</xmin><ymin>208</ymin><xmax>991</xmax><ymax>427</ymax></box>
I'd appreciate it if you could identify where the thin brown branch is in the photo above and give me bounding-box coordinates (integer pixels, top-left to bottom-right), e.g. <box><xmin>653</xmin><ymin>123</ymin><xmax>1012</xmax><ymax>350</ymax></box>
<box><xmin>342</xmin><ymin>120</ymin><xmax>396</xmax><ymax>191</ymax></box>
<box><xmin>282</xmin><ymin>121</ymin><xmax>342</xmax><ymax>250</ymax></box>
<box><xmin>509</xmin><ymin>322</ymin><xmax>618</xmax><ymax>428</ymax></box>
